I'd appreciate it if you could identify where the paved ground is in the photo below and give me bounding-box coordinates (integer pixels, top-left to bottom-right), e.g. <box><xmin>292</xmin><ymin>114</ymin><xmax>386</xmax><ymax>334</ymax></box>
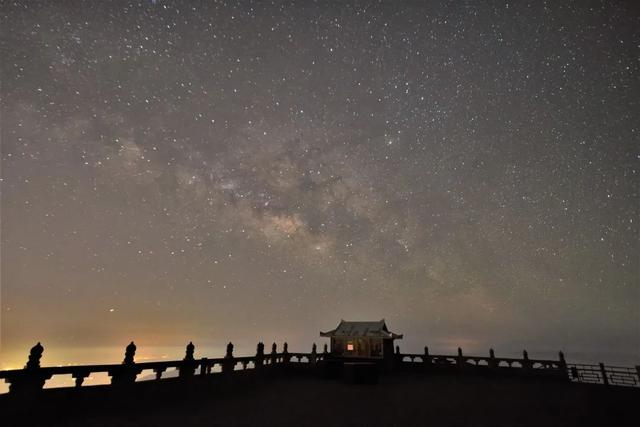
<box><xmin>3</xmin><ymin>370</ymin><xmax>637</xmax><ymax>426</ymax></box>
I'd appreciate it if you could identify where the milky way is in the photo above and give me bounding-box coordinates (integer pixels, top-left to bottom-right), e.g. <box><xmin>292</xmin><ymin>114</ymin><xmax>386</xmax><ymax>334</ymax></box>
<box><xmin>1</xmin><ymin>1</ymin><xmax>638</xmax><ymax>366</ymax></box>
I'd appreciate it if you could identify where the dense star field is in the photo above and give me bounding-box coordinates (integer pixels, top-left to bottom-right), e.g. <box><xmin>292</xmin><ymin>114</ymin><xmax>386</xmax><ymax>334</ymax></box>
<box><xmin>1</xmin><ymin>1</ymin><xmax>638</xmax><ymax>368</ymax></box>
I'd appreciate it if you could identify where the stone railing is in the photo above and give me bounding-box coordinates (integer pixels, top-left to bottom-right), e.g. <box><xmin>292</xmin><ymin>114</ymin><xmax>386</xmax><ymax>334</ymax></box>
<box><xmin>3</xmin><ymin>341</ymin><xmax>638</xmax><ymax>395</ymax></box>
<box><xmin>0</xmin><ymin>341</ymin><xmax>328</xmax><ymax>396</ymax></box>
<box><xmin>396</xmin><ymin>346</ymin><xmax>640</xmax><ymax>388</ymax></box>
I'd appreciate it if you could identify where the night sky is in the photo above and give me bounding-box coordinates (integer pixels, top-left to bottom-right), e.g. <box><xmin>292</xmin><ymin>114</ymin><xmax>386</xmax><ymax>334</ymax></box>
<box><xmin>1</xmin><ymin>1</ymin><xmax>638</xmax><ymax>369</ymax></box>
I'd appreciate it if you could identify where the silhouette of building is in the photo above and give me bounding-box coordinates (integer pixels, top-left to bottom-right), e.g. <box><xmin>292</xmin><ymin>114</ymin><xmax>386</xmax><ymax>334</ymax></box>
<box><xmin>320</xmin><ymin>319</ymin><xmax>402</xmax><ymax>359</ymax></box>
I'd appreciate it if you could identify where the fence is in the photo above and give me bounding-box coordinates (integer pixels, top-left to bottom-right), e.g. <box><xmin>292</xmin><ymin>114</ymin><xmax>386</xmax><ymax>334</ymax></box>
<box><xmin>1</xmin><ymin>341</ymin><xmax>638</xmax><ymax>396</ymax></box>
<box><xmin>0</xmin><ymin>341</ymin><xmax>327</xmax><ymax>395</ymax></box>
<box><xmin>567</xmin><ymin>363</ymin><xmax>639</xmax><ymax>387</ymax></box>
<box><xmin>396</xmin><ymin>346</ymin><xmax>639</xmax><ymax>388</ymax></box>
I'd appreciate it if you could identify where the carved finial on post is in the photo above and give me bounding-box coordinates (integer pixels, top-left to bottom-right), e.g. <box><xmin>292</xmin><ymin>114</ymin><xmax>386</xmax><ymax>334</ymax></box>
<box><xmin>489</xmin><ymin>348</ymin><xmax>495</xmax><ymax>358</ymax></box>
<box><xmin>523</xmin><ymin>350</ymin><xmax>529</xmax><ymax>360</ymax></box>
<box><xmin>226</xmin><ymin>342</ymin><xmax>234</xmax><ymax>358</ymax></box>
<box><xmin>323</xmin><ymin>343</ymin><xmax>328</xmax><ymax>354</ymax></box>
<box><xmin>184</xmin><ymin>342</ymin><xmax>195</xmax><ymax>361</ymax></box>
<box><xmin>283</xmin><ymin>342</ymin><xmax>290</xmax><ymax>364</ymax></box>
<box><xmin>283</xmin><ymin>342</ymin><xmax>289</xmax><ymax>354</ymax></box>
<box><xmin>179</xmin><ymin>341</ymin><xmax>196</xmax><ymax>377</ymax></box>
<box><xmin>395</xmin><ymin>345</ymin><xmax>400</xmax><ymax>354</ymax></box>
<box><xmin>312</xmin><ymin>343</ymin><xmax>317</xmax><ymax>354</ymax></box>
<box><xmin>222</xmin><ymin>342</ymin><xmax>234</xmax><ymax>373</ymax></box>
<box><xmin>255</xmin><ymin>342</ymin><xmax>265</xmax><ymax>368</ymax></box>
<box><xmin>271</xmin><ymin>342</ymin><xmax>278</xmax><ymax>364</ymax></box>
<box><xmin>457</xmin><ymin>347</ymin><xmax>463</xmax><ymax>357</ymax></box>
<box><xmin>110</xmin><ymin>341</ymin><xmax>140</xmax><ymax>385</ymax></box>
<box><xmin>123</xmin><ymin>341</ymin><xmax>136</xmax><ymax>365</ymax></box>
<box><xmin>271</xmin><ymin>342</ymin><xmax>277</xmax><ymax>354</ymax></box>
<box><xmin>424</xmin><ymin>346</ymin><xmax>429</xmax><ymax>356</ymax></box>
<box><xmin>8</xmin><ymin>342</ymin><xmax>50</xmax><ymax>394</ymax></box>
<box><xmin>26</xmin><ymin>342</ymin><xmax>44</xmax><ymax>369</ymax></box>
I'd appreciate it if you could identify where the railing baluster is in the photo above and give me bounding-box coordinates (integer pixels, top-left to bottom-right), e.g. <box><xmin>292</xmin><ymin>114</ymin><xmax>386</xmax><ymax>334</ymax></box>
<box><xmin>154</xmin><ymin>367</ymin><xmax>166</xmax><ymax>380</ymax></box>
<box><xmin>200</xmin><ymin>358</ymin><xmax>208</xmax><ymax>377</ymax></box>
<box><xmin>72</xmin><ymin>370</ymin><xmax>89</xmax><ymax>388</ymax></box>
<box><xmin>599</xmin><ymin>363</ymin><xmax>609</xmax><ymax>386</ymax></box>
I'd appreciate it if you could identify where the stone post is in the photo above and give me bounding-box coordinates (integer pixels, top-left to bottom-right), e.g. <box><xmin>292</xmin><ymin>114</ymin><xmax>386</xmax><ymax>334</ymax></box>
<box><xmin>489</xmin><ymin>348</ymin><xmax>498</xmax><ymax>369</ymax></box>
<box><xmin>323</xmin><ymin>343</ymin><xmax>328</xmax><ymax>354</ymax></box>
<box><xmin>423</xmin><ymin>346</ymin><xmax>431</xmax><ymax>365</ymax></box>
<box><xmin>283</xmin><ymin>342</ymin><xmax>290</xmax><ymax>365</ymax></box>
<box><xmin>179</xmin><ymin>341</ymin><xmax>196</xmax><ymax>378</ymax></box>
<box><xmin>110</xmin><ymin>341</ymin><xmax>141</xmax><ymax>385</ymax></box>
<box><xmin>457</xmin><ymin>347</ymin><xmax>465</xmax><ymax>368</ymax></box>
<box><xmin>394</xmin><ymin>345</ymin><xmax>402</xmax><ymax>369</ymax></box>
<box><xmin>522</xmin><ymin>350</ymin><xmax>532</xmax><ymax>371</ymax></box>
<box><xmin>558</xmin><ymin>351</ymin><xmax>567</xmax><ymax>369</ymax></box>
<box><xmin>271</xmin><ymin>342</ymin><xmax>278</xmax><ymax>364</ymax></box>
<box><xmin>557</xmin><ymin>351</ymin><xmax>570</xmax><ymax>381</ymax></box>
<box><xmin>222</xmin><ymin>342</ymin><xmax>235</xmax><ymax>373</ymax></box>
<box><xmin>255</xmin><ymin>342</ymin><xmax>265</xmax><ymax>369</ymax></box>
<box><xmin>7</xmin><ymin>343</ymin><xmax>52</xmax><ymax>395</ymax></box>
<box><xmin>311</xmin><ymin>343</ymin><xmax>317</xmax><ymax>366</ymax></box>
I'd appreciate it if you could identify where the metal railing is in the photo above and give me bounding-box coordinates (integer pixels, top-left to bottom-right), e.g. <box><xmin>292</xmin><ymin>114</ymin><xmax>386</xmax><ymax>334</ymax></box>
<box><xmin>397</xmin><ymin>347</ymin><xmax>639</xmax><ymax>388</ymax></box>
<box><xmin>567</xmin><ymin>363</ymin><xmax>639</xmax><ymax>387</ymax></box>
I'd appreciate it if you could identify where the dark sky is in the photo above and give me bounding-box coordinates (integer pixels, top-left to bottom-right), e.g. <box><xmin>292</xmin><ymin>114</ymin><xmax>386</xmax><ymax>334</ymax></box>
<box><xmin>1</xmin><ymin>1</ymin><xmax>638</xmax><ymax>367</ymax></box>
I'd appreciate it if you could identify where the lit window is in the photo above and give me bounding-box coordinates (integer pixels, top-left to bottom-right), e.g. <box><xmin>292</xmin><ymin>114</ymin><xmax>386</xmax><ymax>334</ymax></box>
<box><xmin>347</xmin><ymin>343</ymin><xmax>354</xmax><ymax>351</ymax></box>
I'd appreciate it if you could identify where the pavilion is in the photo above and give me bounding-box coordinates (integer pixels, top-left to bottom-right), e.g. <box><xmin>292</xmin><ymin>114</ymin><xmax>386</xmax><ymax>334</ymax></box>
<box><xmin>320</xmin><ymin>319</ymin><xmax>403</xmax><ymax>359</ymax></box>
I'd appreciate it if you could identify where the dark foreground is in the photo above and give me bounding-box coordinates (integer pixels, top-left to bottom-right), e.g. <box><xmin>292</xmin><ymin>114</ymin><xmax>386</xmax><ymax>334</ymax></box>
<box><xmin>1</xmin><ymin>370</ymin><xmax>637</xmax><ymax>426</ymax></box>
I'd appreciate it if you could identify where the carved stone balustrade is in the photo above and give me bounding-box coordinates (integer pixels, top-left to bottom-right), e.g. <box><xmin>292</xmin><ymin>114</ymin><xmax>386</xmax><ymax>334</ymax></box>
<box><xmin>2</xmin><ymin>341</ymin><xmax>638</xmax><ymax>397</ymax></box>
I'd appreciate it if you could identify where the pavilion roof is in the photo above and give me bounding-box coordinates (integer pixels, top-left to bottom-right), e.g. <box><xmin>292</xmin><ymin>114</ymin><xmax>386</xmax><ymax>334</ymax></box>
<box><xmin>320</xmin><ymin>319</ymin><xmax>402</xmax><ymax>339</ymax></box>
